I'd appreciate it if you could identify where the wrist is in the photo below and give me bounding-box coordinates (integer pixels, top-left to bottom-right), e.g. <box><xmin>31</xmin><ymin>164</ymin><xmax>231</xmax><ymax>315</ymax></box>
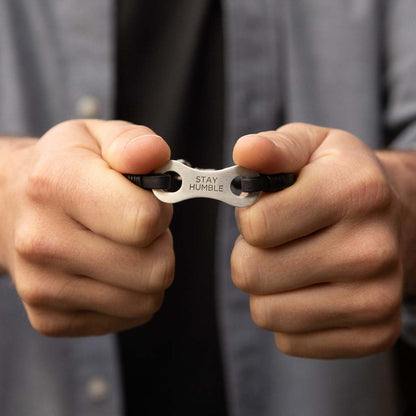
<box><xmin>376</xmin><ymin>149</ymin><xmax>416</xmax><ymax>294</ymax></box>
<box><xmin>0</xmin><ymin>137</ymin><xmax>37</xmax><ymax>273</ymax></box>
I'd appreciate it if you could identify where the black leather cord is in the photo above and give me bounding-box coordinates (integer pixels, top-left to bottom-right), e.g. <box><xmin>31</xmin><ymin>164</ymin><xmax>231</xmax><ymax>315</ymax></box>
<box><xmin>240</xmin><ymin>173</ymin><xmax>296</xmax><ymax>193</ymax></box>
<box><xmin>124</xmin><ymin>173</ymin><xmax>172</xmax><ymax>190</ymax></box>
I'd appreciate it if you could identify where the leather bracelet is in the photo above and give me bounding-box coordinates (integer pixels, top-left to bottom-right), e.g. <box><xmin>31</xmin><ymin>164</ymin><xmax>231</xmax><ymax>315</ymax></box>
<box><xmin>126</xmin><ymin>159</ymin><xmax>295</xmax><ymax>207</ymax></box>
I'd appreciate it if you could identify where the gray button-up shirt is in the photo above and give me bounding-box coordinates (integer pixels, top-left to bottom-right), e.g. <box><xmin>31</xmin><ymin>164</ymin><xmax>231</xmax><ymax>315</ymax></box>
<box><xmin>1</xmin><ymin>1</ymin><xmax>416</xmax><ymax>415</ymax></box>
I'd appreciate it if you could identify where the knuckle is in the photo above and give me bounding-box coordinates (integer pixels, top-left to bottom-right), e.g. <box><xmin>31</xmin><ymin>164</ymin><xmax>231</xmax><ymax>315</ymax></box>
<box><xmin>14</xmin><ymin>226</ymin><xmax>58</xmax><ymax>262</ymax></box>
<box><xmin>18</xmin><ymin>282</ymin><xmax>48</xmax><ymax>307</ymax></box>
<box><xmin>355</xmin><ymin>231</ymin><xmax>399</xmax><ymax>276</ymax></box>
<box><xmin>145</xmin><ymin>238</ymin><xmax>175</xmax><ymax>293</ymax></box>
<box><xmin>122</xmin><ymin>295</ymin><xmax>163</xmax><ymax>319</ymax></box>
<box><xmin>362</xmin><ymin>319</ymin><xmax>401</xmax><ymax>355</ymax></box>
<box><xmin>128</xmin><ymin>198</ymin><xmax>172</xmax><ymax>246</ymax></box>
<box><xmin>25</xmin><ymin>169</ymin><xmax>54</xmax><ymax>203</ymax></box>
<box><xmin>231</xmin><ymin>244</ymin><xmax>255</xmax><ymax>293</ymax></box>
<box><xmin>250</xmin><ymin>296</ymin><xmax>272</xmax><ymax>330</ymax></box>
<box><xmin>380</xmin><ymin>317</ymin><xmax>402</xmax><ymax>350</ymax></box>
<box><xmin>281</xmin><ymin>122</ymin><xmax>304</xmax><ymax>130</ymax></box>
<box><xmin>351</xmin><ymin>280</ymin><xmax>402</xmax><ymax>326</ymax></box>
<box><xmin>238</xmin><ymin>205</ymin><xmax>273</xmax><ymax>248</ymax></box>
<box><xmin>364</xmin><ymin>173</ymin><xmax>393</xmax><ymax>212</ymax></box>
<box><xmin>28</xmin><ymin>311</ymin><xmax>68</xmax><ymax>338</ymax></box>
<box><xmin>277</xmin><ymin>127</ymin><xmax>306</xmax><ymax>151</ymax></box>
<box><xmin>110</xmin><ymin>123</ymin><xmax>155</xmax><ymax>142</ymax></box>
<box><xmin>237</xmin><ymin>209</ymin><xmax>256</xmax><ymax>245</ymax></box>
<box><xmin>144</xmin><ymin>293</ymin><xmax>165</xmax><ymax>315</ymax></box>
<box><xmin>50</xmin><ymin>119</ymin><xmax>80</xmax><ymax>133</ymax></box>
<box><xmin>44</xmin><ymin>120</ymin><xmax>87</xmax><ymax>144</ymax></box>
<box><xmin>274</xmin><ymin>123</ymin><xmax>305</xmax><ymax>144</ymax></box>
<box><xmin>373</xmin><ymin>241</ymin><xmax>399</xmax><ymax>274</ymax></box>
<box><xmin>274</xmin><ymin>333</ymin><xmax>296</xmax><ymax>356</ymax></box>
<box><xmin>17</xmin><ymin>273</ymin><xmax>73</xmax><ymax>310</ymax></box>
<box><xmin>345</xmin><ymin>167</ymin><xmax>393</xmax><ymax>216</ymax></box>
<box><xmin>18</xmin><ymin>277</ymin><xmax>65</xmax><ymax>309</ymax></box>
<box><xmin>365</xmin><ymin>284</ymin><xmax>402</xmax><ymax>322</ymax></box>
<box><xmin>36</xmin><ymin>322</ymin><xmax>64</xmax><ymax>338</ymax></box>
<box><xmin>136</xmin><ymin>203</ymin><xmax>160</xmax><ymax>240</ymax></box>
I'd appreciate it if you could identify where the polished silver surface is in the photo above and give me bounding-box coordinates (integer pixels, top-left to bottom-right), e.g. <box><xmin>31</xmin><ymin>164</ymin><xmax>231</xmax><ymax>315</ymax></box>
<box><xmin>152</xmin><ymin>160</ymin><xmax>261</xmax><ymax>207</ymax></box>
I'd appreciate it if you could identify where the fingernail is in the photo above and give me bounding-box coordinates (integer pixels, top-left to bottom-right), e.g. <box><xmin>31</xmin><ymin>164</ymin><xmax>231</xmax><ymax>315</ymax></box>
<box><xmin>125</xmin><ymin>134</ymin><xmax>163</xmax><ymax>149</ymax></box>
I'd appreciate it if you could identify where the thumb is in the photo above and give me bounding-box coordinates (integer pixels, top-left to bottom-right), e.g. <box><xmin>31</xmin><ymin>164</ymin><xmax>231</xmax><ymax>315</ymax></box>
<box><xmin>233</xmin><ymin>123</ymin><xmax>331</xmax><ymax>174</ymax></box>
<box><xmin>85</xmin><ymin>120</ymin><xmax>171</xmax><ymax>174</ymax></box>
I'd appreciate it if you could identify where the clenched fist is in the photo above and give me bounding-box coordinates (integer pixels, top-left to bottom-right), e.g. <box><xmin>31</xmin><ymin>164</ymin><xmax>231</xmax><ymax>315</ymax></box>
<box><xmin>231</xmin><ymin>123</ymin><xmax>414</xmax><ymax>359</ymax></box>
<box><xmin>0</xmin><ymin>120</ymin><xmax>174</xmax><ymax>337</ymax></box>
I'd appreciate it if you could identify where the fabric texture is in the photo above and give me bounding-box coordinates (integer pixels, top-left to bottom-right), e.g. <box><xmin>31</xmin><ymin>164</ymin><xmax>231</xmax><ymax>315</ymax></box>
<box><xmin>116</xmin><ymin>0</ymin><xmax>226</xmax><ymax>414</ymax></box>
<box><xmin>1</xmin><ymin>0</ymin><xmax>416</xmax><ymax>415</ymax></box>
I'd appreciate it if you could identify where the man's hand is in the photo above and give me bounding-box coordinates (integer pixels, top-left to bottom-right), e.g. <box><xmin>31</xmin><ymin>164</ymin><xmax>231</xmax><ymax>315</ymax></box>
<box><xmin>231</xmin><ymin>123</ymin><xmax>410</xmax><ymax>359</ymax></box>
<box><xmin>0</xmin><ymin>120</ymin><xmax>174</xmax><ymax>337</ymax></box>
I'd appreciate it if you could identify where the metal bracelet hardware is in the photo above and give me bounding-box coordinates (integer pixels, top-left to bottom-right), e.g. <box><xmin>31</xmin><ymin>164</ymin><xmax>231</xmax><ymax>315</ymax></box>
<box><xmin>126</xmin><ymin>159</ymin><xmax>295</xmax><ymax>207</ymax></box>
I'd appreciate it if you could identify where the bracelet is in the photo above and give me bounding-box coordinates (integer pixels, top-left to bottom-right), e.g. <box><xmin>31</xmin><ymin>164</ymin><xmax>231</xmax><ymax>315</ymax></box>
<box><xmin>126</xmin><ymin>159</ymin><xmax>295</xmax><ymax>207</ymax></box>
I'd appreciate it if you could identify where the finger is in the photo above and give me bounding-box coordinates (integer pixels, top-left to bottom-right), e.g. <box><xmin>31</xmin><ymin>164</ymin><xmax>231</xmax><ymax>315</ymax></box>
<box><xmin>42</xmin><ymin>119</ymin><xmax>171</xmax><ymax>174</ymax></box>
<box><xmin>85</xmin><ymin>119</ymin><xmax>171</xmax><ymax>174</ymax></box>
<box><xmin>249</xmin><ymin>276</ymin><xmax>402</xmax><ymax>334</ymax></box>
<box><xmin>231</xmin><ymin>220</ymin><xmax>399</xmax><ymax>294</ymax></box>
<box><xmin>17</xmin><ymin>266</ymin><xmax>165</xmax><ymax>319</ymax></box>
<box><xmin>273</xmin><ymin>314</ymin><xmax>401</xmax><ymax>359</ymax></box>
<box><xmin>15</xmin><ymin>213</ymin><xmax>175</xmax><ymax>293</ymax></box>
<box><xmin>66</xmin><ymin>154</ymin><xmax>172</xmax><ymax>245</ymax></box>
<box><xmin>236</xmin><ymin>162</ymin><xmax>344</xmax><ymax>247</ymax></box>
<box><xmin>25</xmin><ymin>306</ymin><xmax>152</xmax><ymax>337</ymax></box>
<box><xmin>233</xmin><ymin>123</ymin><xmax>330</xmax><ymax>174</ymax></box>
<box><xmin>233</xmin><ymin>123</ymin><xmax>384</xmax><ymax>248</ymax></box>
<box><xmin>28</xmin><ymin>123</ymin><xmax>173</xmax><ymax>245</ymax></box>
<box><xmin>60</xmin><ymin>230</ymin><xmax>175</xmax><ymax>294</ymax></box>
<box><xmin>233</xmin><ymin>122</ymin><xmax>368</xmax><ymax>174</ymax></box>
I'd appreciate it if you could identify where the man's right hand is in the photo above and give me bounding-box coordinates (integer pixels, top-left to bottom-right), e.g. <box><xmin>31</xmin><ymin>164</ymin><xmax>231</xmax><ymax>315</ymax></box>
<box><xmin>0</xmin><ymin>120</ymin><xmax>174</xmax><ymax>337</ymax></box>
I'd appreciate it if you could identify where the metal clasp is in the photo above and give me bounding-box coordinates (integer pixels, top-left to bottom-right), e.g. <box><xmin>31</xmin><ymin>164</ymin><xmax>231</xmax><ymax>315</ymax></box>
<box><xmin>152</xmin><ymin>160</ymin><xmax>261</xmax><ymax>207</ymax></box>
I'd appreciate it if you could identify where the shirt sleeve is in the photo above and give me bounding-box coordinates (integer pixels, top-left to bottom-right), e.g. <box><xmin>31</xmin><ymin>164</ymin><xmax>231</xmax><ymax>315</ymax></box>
<box><xmin>384</xmin><ymin>0</ymin><xmax>416</xmax><ymax>151</ymax></box>
<box><xmin>384</xmin><ymin>0</ymin><xmax>416</xmax><ymax>346</ymax></box>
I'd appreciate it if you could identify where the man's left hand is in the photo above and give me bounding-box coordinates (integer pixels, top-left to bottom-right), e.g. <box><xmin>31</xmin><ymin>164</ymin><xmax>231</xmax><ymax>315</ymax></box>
<box><xmin>231</xmin><ymin>123</ymin><xmax>408</xmax><ymax>359</ymax></box>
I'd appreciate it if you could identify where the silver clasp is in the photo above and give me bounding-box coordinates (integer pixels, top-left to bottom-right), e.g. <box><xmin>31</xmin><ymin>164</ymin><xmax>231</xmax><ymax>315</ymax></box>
<box><xmin>152</xmin><ymin>160</ymin><xmax>261</xmax><ymax>207</ymax></box>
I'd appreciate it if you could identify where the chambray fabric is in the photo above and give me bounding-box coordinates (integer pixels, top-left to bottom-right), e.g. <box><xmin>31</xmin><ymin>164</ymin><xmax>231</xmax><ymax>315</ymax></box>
<box><xmin>218</xmin><ymin>1</ymin><xmax>414</xmax><ymax>415</ymax></box>
<box><xmin>0</xmin><ymin>2</ymin><xmax>121</xmax><ymax>415</ymax></box>
<box><xmin>1</xmin><ymin>0</ymin><xmax>416</xmax><ymax>415</ymax></box>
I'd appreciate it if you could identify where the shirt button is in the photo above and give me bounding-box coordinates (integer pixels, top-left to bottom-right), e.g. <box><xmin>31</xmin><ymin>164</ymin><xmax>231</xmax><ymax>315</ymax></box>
<box><xmin>75</xmin><ymin>95</ymin><xmax>101</xmax><ymax>118</ymax></box>
<box><xmin>249</xmin><ymin>100</ymin><xmax>264</xmax><ymax>119</ymax></box>
<box><xmin>86</xmin><ymin>377</ymin><xmax>109</xmax><ymax>403</ymax></box>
